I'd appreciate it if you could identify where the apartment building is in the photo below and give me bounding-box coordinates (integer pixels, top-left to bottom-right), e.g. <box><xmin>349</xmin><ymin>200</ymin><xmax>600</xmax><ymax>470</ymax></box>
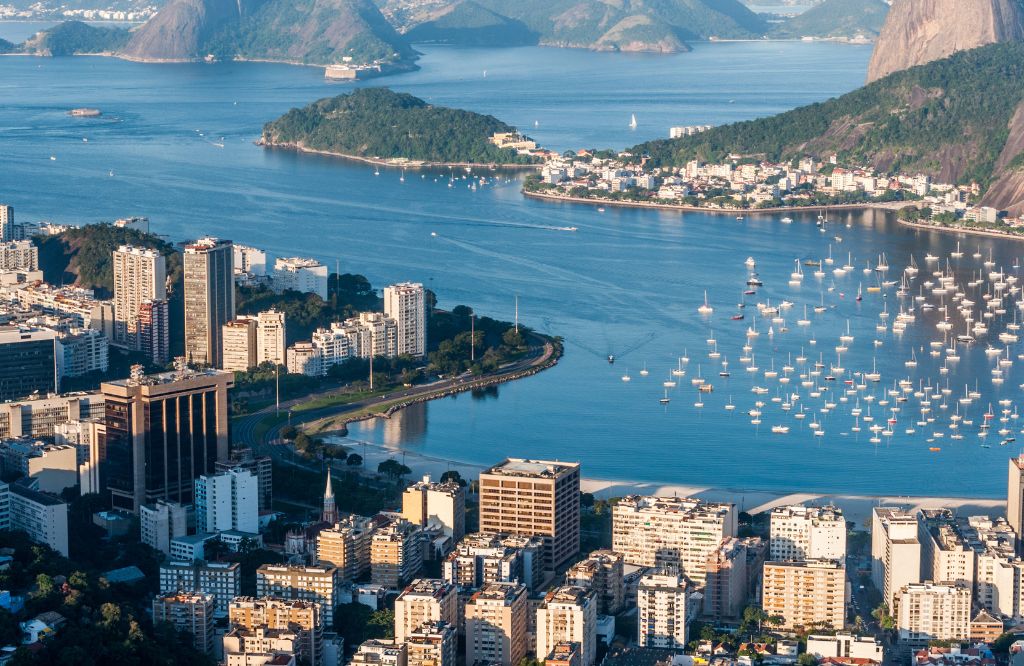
<box><xmin>762</xmin><ymin>559</ymin><xmax>847</xmax><ymax>631</ymax></box>
<box><xmin>769</xmin><ymin>505</ymin><xmax>846</xmax><ymax>562</ymax></box>
<box><xmin>612</xmin><ymin>495</ymin><xmax>736</xmax><ymax>584</ymax></box>
<box><xmin>402</xmin><ymin>475</ymin><xmax>465</xmax><ymax>541</ymax></box>
<box><xmin>370</xmin><ymin>519</ymin><xmax>426</xmax><ymax>590</ymax></box>
<box><xmin>479</xmin><ymin>458</ymin><xmax>581</xmax><ymax>570</ymax></box>
<box><xmin>194</xmin><ymin>468</ymin><xmax>259</xmax><ymax>534</ymax></box>
<box><xmin>896</xmin><ymin>583</ymin><xmax>971</xmax><ymax>649</ymax></box>
<box><xmin>464</xmin><ymin>582</ymin><xmax>528</xmax><ymax>666</ymax></box>
<box><xmin>566</xmin><ymin>550</ymin><xmax>625</xmax><ymax>615</ymax></box>
<box><xmin>152</xmin><ymin>592</ymin><xmax>216</xmax><ymax>654</ymax></box>
<box><xmin>394</xmin><ymin>579</ymin><xmax>458</xmax><ymax>643</ymax></box>
<box><xmin>140</xmin><ymin>499</ymin><xmax>188</xmax><ymax>554</ymax></box>
<box><xmin>0</xmin><ymin>481</ymin><xmax>69</xmax><ymax>556</ymax></box>
<box><xmin>871</xmin><ymin>507</ymin><xmax>922</xmax><ymax>608</ymax></box>
<box><xmin>537</xmin><ymin>586</ymin><xmax>598</xmax><ymax>666</ymax></box>
<box><xmin>255</xmin><ymin>565</ymin><xmax>339</xmax><ymax>626</ymax></box>
<box><xmin>112</xmin><ymin>245</ymin><xmax>167</xmax><ymax>357</ymax></box>
<box><xmin>159</xmin><ymin>560</ymin><xmax>241</xmax><ymax>615</ymax></box>
<box><xmin>636</xmin><ymin>570</ymin><xmax>689</xmax><ymax>651</ymax></box>
<box><xmin>228</xmin><ymin>597</ymin><xmax>323</xmax><ymax>666</ymax></box>
<box><xmin>383</xmin><ymin>282</ymin><xmax>426</xmax><ymax>358</ymax></box>
<box><xmin>317</xmin><ymin>515</ymin><xmax>376</xmax><ymax>582</ymax></box>
<box><xmin>703</xmin><ymin>536</ymin><xmax>750</xmax><ymax>620</ymax></box>
<box><xmin>918</xmin><ymin>509</ymin><xmax>975</xmax><ymax>587</ymax></box>
<box><xmin>406</xmin><ymin>621</ymin><xmax>456</xmax><ymax>666</ymax></box>
<box><xmin>442</xmin><ymin>532</ymin><xmax>544</xmax><ymax>593</ymax></box>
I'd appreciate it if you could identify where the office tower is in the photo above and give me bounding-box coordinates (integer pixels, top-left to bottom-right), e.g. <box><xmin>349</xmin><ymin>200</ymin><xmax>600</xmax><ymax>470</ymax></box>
<box><xmin>566</xmin><ymin>550</ymin><xmax>625</xmax><ymax>615</ymax></box>
<box><xmin>636</xmin><ymin>571</ymin><xmax>689</xmax><ymax>650</ymax></box>
<box><xmin>0</xmin><ymin>205</ymin><xmax>12</xmax><ymax>242</ymax></box>
<box><xmin>140</xmin><ymin>499</ymin><xmax>188</xmax><ymax>554</ymax></box>
<box><xmin>0</xmin><ymin>326</ymin><xmax>59</xmax><ymax>400</ymax></box>
<box><xmin>464</xmin><ymin>582</ymin><xmax>528</xmax><ymax>666</ymax></box>
<box><xmin>112</xmin><ymin>245</ymin><xmax>167</xmax><ymax>356</ymax></box>
<box><xmin>222</xmin><ymin>318</ymin><xmax>257</xmax><ymax>371</ymax></box>
<box><xmin>406</xmin><ymin>621</ymin><xmax>457</xmax><ymax>666</ymax></box>
<box><xmin>195</xmin><ymin>468</ymin><xmax>259</xmax><ymax>534</ymax></box>
<box><xmin>273</xmin><ymin>257</ymin><xmax>328</xmax><ymax>300</ymax></box>
<box><xmin>215</xmin><ymin>448</ymin><xmax>273</xmax><ymax>512</ymax></box>
<box><xmin>536</xmin><ymin>586</ymin><xmax>597</xmax><ymax>666</ymax></box>
<box><xmin>703</xmin><ymin>537</ymin><xmax>749</xmax><ymax>621</ymax></box>
<box><xmin>1010</xmin><ymin>455</ymin><xmax>1024</xmax><ymax>552</ymax></box>
<box><xmin>394</xmin><ymin>579</ymin><xmax>458</xmax><ymax>643</ymax></box>
<box><xmin>896</xmin><ymin>583</ymin><xmax>971</xmax><ymax>649</ymax></box>
<box><xmin>371</xmin><ymin>519</ymin><xmax>426</xmax><ymax>589</ymax></box>
<box><xmin>228</xmin><ymin>597</ymin><xmax>323</xmax><ymax>666</ymax></box>
<box><xmin>317</xmin><ymin>515</ymin><xmax>376</xmax><ymax>581</ymax></box>
<box><xmin>159</xmin><ymin>560</ymin><xmax>241</xmax><ymax>616</ymax></box>
<box><xmin>153</xmin><ymin>593</ymin><xmax>216</xmax><ymax>654</ymax></box>
<box><xmin>769</xmin><ymin>505</ymin><xmax>846</xmax><ymax>562</ymax></box>
<box><xmin>402</xmin><ymin>475</ymin><xmax>466</xmax><ymax>541</ymax></box>
<box><xmin>257</xmin><ymin>309</ymin><xmax>286</xmax><ymax>366</ymax></box>
<box><xmin>0</xmin><ymin>481</ymin><xmax>69</xmax><ymax>556</ymax></box>
<box><xmin>479</xmin><ymin>458</ymin><xmax>581</xmax><ymax>570</ymax></box>
<box><xmin>138</xmin><ymin>299</ymin><xmax>170</xmax><ymax>365</ymax></box>
<box><xmin>384</xmin><ymin>283</ymin><xmax>426</xmax><ymax>358</ymax></box>
<box><xmin>762</xmin><ymin>559</ymin><xmax>847</xmax><ymax>631</ymax></box>
<box><xmin>612</xmin><ymin>495</ymin><xmax>737</xmax><ymax>584</ymax></box>
<box><xmin>255</xmin><ymin>565</ymin><xmax>339</xmax><ymax>627</ymax></box>
<box><xmin>101</xmin><ymin>364</ymin><xmax>233</xmax><ymax>512</ymax></box>
<box><xmin>871</xmin><ymin>507</ymin><xmax>922</xmax><ymax>608</ymax></box>
<box><xmin>184</xmin><ymin>237</ymin><xmax>235</xmax><ymax>367</ymax></box>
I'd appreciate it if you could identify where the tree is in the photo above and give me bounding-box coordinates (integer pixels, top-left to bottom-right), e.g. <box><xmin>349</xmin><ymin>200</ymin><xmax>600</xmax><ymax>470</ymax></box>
<box><xmin>367</xmin><ymin>609</ymin><xmax>395</xmax><ymax>639</ymax></box>
<box><xmin>440</xmin><ymin>470</ymin><xmax>466</xmax><ymax>487</ymax></box>
<box><xmin>797</xmin><ymin>654</ymin><xmax>817</xmax><ymax>666</ymax></box>
<box><xmin>377</xmin><ymin>458</ymin><xmax>411</xmax><ymax>481</ymax></box>
<box><xmin>280</xmin><ymin>425</ymin><xmax>298</xmax><ymax>440</ymax></box>
<box><xmin>347</xmin><ymin>454</ymin><xmax>363</xmax><ymax>467</ymax></box>
<box><xmin>872</xmin><ymin>603</ymin><xmax>896</xmax><ymax>630</ymax></box>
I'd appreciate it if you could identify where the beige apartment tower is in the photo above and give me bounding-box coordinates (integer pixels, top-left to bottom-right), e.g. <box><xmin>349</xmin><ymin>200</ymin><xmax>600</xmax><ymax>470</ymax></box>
<box><xmin>222</xmin><ymin>318</ymin><xmax>258</xmax><ymax>372</ymax></box>
<box><xmin>1009</xmin><ymin>456</ymin><xmax>1024</xmax><ymax>552</ymax></box>
<box><xmin>762</xmin><ymin>559</ymin><xmax>847</xmax><ymax>631</ymax></box>
<box><xmin>184</xmin><ymin>237</ymin><xmax>234</xmax><ymax>367</ymax></box>
<box><xmin>479</xmin><ymin>458</ymin><xmax>581</xmax><ymax>570</ymax></box>
<box><xmin>112</xmin><ymin>245</ymin><xmax>167</xmax><ymax>359</ymax></box>
<box><xmin>465</xmin><ymin>582</ymin><xmax>528</xmax><ymax>666</ymax></box>
<box><xmin>394</xmin><ymin>579</ymin><xmax>458</xmax><ymax>643</ymax></box>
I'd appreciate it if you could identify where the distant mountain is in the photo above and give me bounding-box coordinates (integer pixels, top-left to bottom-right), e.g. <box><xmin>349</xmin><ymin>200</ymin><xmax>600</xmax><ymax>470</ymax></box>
<box><xmin>21</xmin><ymin>20</ymin><xmax>131</xmax><ymax>55</ymax></box>
<box><xmin>260</xmin><ymin>87</ymin><xmax>539</xmax><ymax>165</ymax></box>
<box><xmin>378</xmin><ymin>0</ymin><xmax>766</xmax><ymax>52</ymax></box>
<box><xmin>121</xmin><ymin>0</ymin><xmax>413</xmax><ymax>66</ymax></box>
<box><xmin>866</xmin><ymin>0</ymin><xmax>1024</xmax><ymax>82</ymax></box>
<box><xmin>403</xmin><ymin>1</ymin><xmax>538</xmax><ymax>46</ymax></box>
<box><xmin>0</xmin><ymin>38</ymin><xmax>15</xmax><ymax>54</ymax></box>
<box><xmin>768</xmin><ymin>0</ymin><xmax>889</xmax><ymax>39</ymax></box>
<box><xmin>630</xmin><ymin>42</ymin><xmax>1024</xmax><ymax>214</ymax></box>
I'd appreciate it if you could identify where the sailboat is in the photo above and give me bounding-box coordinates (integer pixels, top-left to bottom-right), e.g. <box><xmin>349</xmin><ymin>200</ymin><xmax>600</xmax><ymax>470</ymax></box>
<box><xmin>629</xmin><ymin>114</ymin><xmax>637</xmax><ymax>129</ymax></box>
<box><xmin>698</xmin><ymin>291</ymin><xmax>714</xmax><ymax>315</ymax></box>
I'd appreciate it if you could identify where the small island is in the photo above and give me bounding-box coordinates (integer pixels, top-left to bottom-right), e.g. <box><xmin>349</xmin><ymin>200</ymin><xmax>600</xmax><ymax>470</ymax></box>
<box><xmin>259</xmin><ymin>88</ymin><xmax>546</xmax><ymax>168</ymax></box>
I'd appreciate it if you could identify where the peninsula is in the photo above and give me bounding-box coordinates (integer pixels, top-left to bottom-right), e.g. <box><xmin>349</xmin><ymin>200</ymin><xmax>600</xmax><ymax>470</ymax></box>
<box><xmin>526</xmin><ymin>40</ymin><xmax>1024</xmax><ymax>236</ymax></box>
<box><xmin>259</xmin><ymin>88</ymin><xmax>547</xmax><ymax>168</ymax></box>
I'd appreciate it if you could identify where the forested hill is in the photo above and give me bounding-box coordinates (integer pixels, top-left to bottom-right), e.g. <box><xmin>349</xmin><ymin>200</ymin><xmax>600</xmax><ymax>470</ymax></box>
<box><xmin>630</xmin><ymin>41</ymin><xmax>1024</xmax><ymax>210</ymax></box>
<box><xmin>260</xmin><ymin>88</ymin><xmax>540</xmax><ymax>165</ymax></box>
<box><xmin>767</xmin><ymin>0</ymin><xmax>889</xmax><ymax>39</ymax></box>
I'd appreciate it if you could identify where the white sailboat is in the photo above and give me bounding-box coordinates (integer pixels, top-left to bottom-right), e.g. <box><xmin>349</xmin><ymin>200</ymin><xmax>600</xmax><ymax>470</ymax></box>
<box><xmin>629</xmin><ymin>114</ymin><xmax>637</xmax><ymax>129</ymax></box>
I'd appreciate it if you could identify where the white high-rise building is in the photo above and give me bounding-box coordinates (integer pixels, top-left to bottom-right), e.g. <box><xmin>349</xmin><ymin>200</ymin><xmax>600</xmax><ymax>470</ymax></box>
<box><xmin>612</xmin><ymin>495</ymin><xmax>736</xmax><ymax>584</ymax></box>
<box><xmin>0</xmin><ymin>205</ymin><xmax>13</xmax><ymax>242</ymax></box>
<box><xmin>274</xmin><ymin>257</ymin><xmax>328</xmax><ymax>300</ymax></box>
<box><xmin>113</xmin><ymin>245</ymin><xmax>167</xmax><ymax>354</ymax></box>
<box><xmin>0</xmin><ymin>240</ymin><xmax>38</xmax><ymax>271</ymax></box>
<box><xmin>256</xmin><ymin>309</ymin><xmax>286</xmax><ymax>366</ymax></box>
<box><xmin>384</xmin><ymin>283</ymin><xmax>426</xmax><ymax>358</ymax></box>
<box><xmin>194</xmin><ymin>468</ymin><xmax>259</xmax><ymax>534</ymax></box>
<box><xmin>770</xmin><ymin>505</ymin><xmax>847</xmax><ymax>562</ymax></box>
<box><xmin>140</xmin><ymin>499</ymin><xmax>188</xmax><ymax>554</ymax></box>
<box><xmin>637</xmin><ymin>570</ymin><xmax>689</xmax><ymax>650</ymax></box>
<box><xmin>535</xmin><ymin>586</ymin><xmax>597</xmax><ymax>666</ymax></box>
<box><xmin>394</xmin><ymin>579</ymin><xmax>458</xmax><ymax>644</ymax></box>
<box><xmin>896</xmin><ymin>582</ymin><xmax>970</xmax><ymax>648</ymax></box>
<box><xmin>871</xmin><ymin>507</ymin><xmax>921</xmax><ymax>608</ymax></box>
<box><xmin>233</xmin><ymin>244</ymin><xmax>267</xmax><ymax>276</ymax></box>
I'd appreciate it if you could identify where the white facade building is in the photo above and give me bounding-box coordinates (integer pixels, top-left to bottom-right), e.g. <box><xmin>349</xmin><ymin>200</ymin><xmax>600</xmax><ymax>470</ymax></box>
<box><xmin>896</xmin><ymin>582</ymin><xmax>970</xmax><ymax>648</ymax></box>
<box><xmin>140</xmin><ymin>499</ymin><xmax>188</xmax><ymax>554</ymax></box>
<box><xmin>257</xmin><ymin>309</ymin><xmax>286</xmax><ymax>366</ymax></box>
<box><xmin>536</xmin><ymin>586</ymin><xmax>597</xmax><ymax>666</ymax></box>
<box><xmin>274</xmin><ymin>257</ymin><xmax>328</xmax><ymax>300</ymax></box>
<box><xmin>384</xmin><ymin>283</ymin><xmax>426</xmax><ymax>358</ymax></box>
<box><xmin>770</xmin><ymin>505</ymin><xmax>846</xmax><ymax>562</ymax></box>
<box><xmin>636</xmin><ymin>570</ymin><xmax>689</xmax><ymax>650</ymax></box>
<box><xmin>112</xmin><ymin>245</ymin><xmax>167</xmax><ymax>353</ymax></box>
<box><xmin>194</xmin><ymin>468</ymin><xmax>259</xmax><ymax>534</ymax></box>
<box><xmin>872</xmin><ymin>507</ymin><xmax>921</xmax><ymax>608</ymax></box>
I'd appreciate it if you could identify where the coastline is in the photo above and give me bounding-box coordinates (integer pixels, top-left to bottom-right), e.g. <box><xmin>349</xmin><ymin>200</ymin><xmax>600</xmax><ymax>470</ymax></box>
<box><xmin>522</xmin><ymin>188</ymin><xmax>906</xmax><ymax>215</ymax></box>
<box><xmin>896</xmin><ymin>217</ymin><xmax>1024</xmax><ymax>242</ymax></box>
<box><xmin>341</xmin><ymin>439</ymin><xmax>1004</xmax><ymax>525</ymax></box>
<box><xmin>260</xmin><ymin>140</ymin><xmax>543</xmax><ymax>171</ymax></box>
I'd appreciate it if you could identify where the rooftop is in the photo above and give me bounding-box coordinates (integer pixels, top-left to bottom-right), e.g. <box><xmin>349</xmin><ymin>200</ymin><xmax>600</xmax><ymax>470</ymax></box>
<box><xmin>484</xmin><ymin>458</ymin><xmax>579</xmax><ymax>478</ymax></box>
<box><xmin>399</xmin><ymin>579</ymin><xmax>454</xmax><ymax>600</ymax></box>
<box><xmin>470</xmin><ymin>582</ymin><xmax>525</xmax><ymax>604</ymax></box>
<box><xmin>8</xmin><ymin>482</ymin><xmax>65</xmax><ymax>507</ymax></box>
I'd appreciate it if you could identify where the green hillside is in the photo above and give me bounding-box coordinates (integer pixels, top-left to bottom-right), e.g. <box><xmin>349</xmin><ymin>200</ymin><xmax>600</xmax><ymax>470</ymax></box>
<box><xmin>404</xmin><ymin>1</ymin><xmax>538</xmax><ymax>46</ymax></box>
<box><xmin>770</xmin><ymin>0</ymin><xmax>889</xmax><ymax>38</ymax></box>
<box><xmin>22</xmin><ymin>20</ymin><xmax>131</xmax><ymax>55</ymax></box>
<box><xmin>631</xmin><ymin>41</ymin><xmax>1024</xmax><ymax>190</ymax></box>
<box><xmin>261</xmin><ymin>87</ymin><xmax>539</xmax><ymax>164</ymax></box>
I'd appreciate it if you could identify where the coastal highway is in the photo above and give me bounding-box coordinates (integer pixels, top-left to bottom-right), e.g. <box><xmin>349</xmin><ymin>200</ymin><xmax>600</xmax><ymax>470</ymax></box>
<box><xmin>232</xmin><ymin>333</ymin><xmax>558</xmax><ymax>457</ymax></box>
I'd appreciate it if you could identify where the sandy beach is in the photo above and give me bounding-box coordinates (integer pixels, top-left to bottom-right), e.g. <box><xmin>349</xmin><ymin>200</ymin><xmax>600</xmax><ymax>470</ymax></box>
<box><xmin>332</xmin><ymin>433</ymin><xmax>1006</xmax><ymax>525</ymax></box>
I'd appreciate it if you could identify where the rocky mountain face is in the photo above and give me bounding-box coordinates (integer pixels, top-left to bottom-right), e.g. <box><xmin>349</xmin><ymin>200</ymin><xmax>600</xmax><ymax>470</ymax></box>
<box><xmin>866</xmin><ymin>0</ymin><xmax>1024</xmax><ymax>82</ymax></box>
<box><xmin>120</xmin><ymin>0</ymin><xmax>253</xmax><ymax>60</ymax></box>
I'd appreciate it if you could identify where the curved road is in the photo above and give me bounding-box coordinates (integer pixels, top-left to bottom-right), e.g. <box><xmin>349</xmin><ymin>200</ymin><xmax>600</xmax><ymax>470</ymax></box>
<box><xmin>232</xmin><ymin>334</ymin><xmax>557</xmax><ymax>457</ymax></box>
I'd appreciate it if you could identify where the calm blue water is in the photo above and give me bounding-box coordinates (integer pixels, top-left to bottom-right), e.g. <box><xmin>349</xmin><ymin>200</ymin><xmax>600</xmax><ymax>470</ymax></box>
<box><xmin>4</xmin><ymin>42</ymin><xmax>1018</xmax><ymax>499</ymax></box>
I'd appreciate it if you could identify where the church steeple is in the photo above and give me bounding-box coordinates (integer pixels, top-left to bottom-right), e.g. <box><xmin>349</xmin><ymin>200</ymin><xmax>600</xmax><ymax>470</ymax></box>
<box><xmin>321</xmin><ymin>467</ymin><xmax>338</xmax><ymax>524</ymax></box>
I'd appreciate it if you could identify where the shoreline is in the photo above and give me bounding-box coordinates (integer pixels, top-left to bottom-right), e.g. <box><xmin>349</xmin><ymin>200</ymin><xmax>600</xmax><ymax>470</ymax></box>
<box><xmin>521</xmin><ymin>188</ymin><xmax>905</xmax><ymax>215</ymax></box>
<box><xmin>340</xmin><ymin>439</ymin><xmax>1004</xmax><ymax>525</ymax></box>
<box><xmin>260</xmin><ymin>140</ymin><xmax>543</xmax><ymax>171</ymax></box>
<box><xmin>896</xmin><ymin>217</ymin><xmax>1024</xmax><ymax>242</ymax></box>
